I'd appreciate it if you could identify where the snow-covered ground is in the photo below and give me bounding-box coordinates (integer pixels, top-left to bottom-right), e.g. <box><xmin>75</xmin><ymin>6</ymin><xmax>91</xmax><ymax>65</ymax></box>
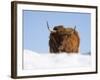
<box><xmin>24</xmin><ymin>49</ymin><xmax>91</xmax><ymax>70</ymax></box>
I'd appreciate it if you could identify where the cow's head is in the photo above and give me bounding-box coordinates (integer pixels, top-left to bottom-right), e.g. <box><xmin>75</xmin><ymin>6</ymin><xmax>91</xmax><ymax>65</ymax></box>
<box><xmin>47</xmin><ymin>22</ymin><xmax>80</xmax><ymax>53</ymax></box>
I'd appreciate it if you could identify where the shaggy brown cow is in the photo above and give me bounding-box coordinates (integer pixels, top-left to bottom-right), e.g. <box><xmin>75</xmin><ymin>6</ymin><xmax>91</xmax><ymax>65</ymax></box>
<box><xmin>47</xmin><ymin>22</ymin><xmax>80</xmax><ymax>53</ymax></box>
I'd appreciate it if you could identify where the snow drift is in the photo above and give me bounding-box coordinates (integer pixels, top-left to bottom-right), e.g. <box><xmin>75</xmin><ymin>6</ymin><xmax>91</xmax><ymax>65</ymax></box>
<box><xmin>24</xmin><ymin>49</ymin><xmax>91</xmax><ymax>70</ymax></box>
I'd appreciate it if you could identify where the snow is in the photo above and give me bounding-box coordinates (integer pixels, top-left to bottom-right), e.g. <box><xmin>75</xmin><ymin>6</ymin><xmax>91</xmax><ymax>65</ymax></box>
<box><xmin>24</xmin><ymin>49</ymin><xmax>91</xmax><ymax>70</ymax></box>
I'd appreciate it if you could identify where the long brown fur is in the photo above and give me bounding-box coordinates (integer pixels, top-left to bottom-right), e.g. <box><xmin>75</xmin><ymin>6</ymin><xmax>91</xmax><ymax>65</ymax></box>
<box><xmin>49</xmin><ymin>25</ymin><xmax>80</xmax><ymax>54</ymax></box>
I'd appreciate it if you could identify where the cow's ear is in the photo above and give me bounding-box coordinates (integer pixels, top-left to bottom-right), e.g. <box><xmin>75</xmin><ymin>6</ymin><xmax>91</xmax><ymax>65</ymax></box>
<box><xmin>53</xmin><ymin>27</ymin><xmax>58</xmax><ymax>30</ymax></box>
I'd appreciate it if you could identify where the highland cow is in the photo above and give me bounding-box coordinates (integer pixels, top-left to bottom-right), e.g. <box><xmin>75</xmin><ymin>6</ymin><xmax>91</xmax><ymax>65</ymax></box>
<box><xmin>47</xmin><ymin>22</ymin><xmax>80</xmax><ymax>53</ymax></box>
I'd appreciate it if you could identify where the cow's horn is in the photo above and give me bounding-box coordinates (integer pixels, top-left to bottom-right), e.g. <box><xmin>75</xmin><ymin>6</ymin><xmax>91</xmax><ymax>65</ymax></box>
<box><xmin>46</xmin><ymin>21</ymin><xmax>56</xmax><ymax>33</ymax></box>
<box><xmin>47</xmin><ymin>21</ymin><xmax>52</xmax><ymax>32</ymax></box>
<box><xmin>74</xmin><ymin>26</ymin><xmax>76</xmax><ymax>31</ymax></box>
<box><xmin>71</xmin><ymin>26</ymin><xmax>76</xmax><ymax>34</ymax></box>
